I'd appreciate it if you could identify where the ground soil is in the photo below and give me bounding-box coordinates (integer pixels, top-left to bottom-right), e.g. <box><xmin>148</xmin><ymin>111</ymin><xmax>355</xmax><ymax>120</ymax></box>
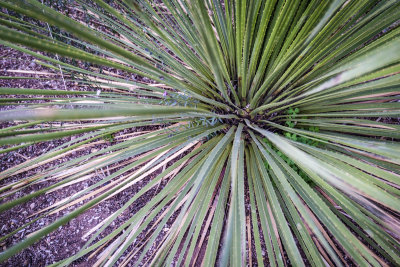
<box><xmin>0</xmin><ymin>45</ymin><xmax>167</xmax><ymax>267</ymax></box>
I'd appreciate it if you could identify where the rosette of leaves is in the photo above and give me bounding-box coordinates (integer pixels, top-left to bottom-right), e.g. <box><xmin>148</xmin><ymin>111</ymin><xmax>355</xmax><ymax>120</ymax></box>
<box><xmin>0</xmin><ymin>0</ymin><xmax>399</xmax><ymax>266</ymax></box>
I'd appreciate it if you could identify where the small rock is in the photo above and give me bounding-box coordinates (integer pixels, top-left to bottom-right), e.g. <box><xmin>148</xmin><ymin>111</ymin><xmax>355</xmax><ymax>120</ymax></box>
<box><xmin>30</xmin><ymin>203</ymin><xmax>36</xmax><ymax>209</ymax></box>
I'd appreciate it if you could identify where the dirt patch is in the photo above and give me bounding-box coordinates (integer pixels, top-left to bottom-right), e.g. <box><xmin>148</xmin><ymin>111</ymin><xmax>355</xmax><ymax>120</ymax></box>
<box><xmin>0</xmin><ymin>45</ymin><xmax>164</xmax><ymax>266</ymax></box>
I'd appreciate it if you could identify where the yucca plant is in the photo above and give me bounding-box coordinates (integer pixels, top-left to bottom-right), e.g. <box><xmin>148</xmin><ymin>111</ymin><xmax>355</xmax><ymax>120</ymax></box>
<box><xmin>0</xmin><ymin>0</ymin><xmax>400</xmax><ymax>265</ymax></box>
